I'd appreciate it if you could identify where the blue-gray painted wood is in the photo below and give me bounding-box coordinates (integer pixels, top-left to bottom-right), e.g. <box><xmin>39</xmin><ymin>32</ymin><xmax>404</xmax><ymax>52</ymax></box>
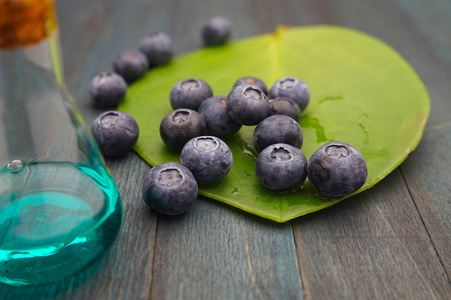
<box><xmin>152</xmin><ymin>199</ymin><xmax>303</xmax><ymax>299</ymax></box>
<box><xmin>1</xmin><ymin>0</ymin><xmax>450</xmax><ymax>299</ymax></box>
<box><xmin>293</xmin><ymin>170</ymin><xmax>451</xmax><ymax>299</ymax></box>
<box><xmin>400</xmin><ymin>126</ymin><xmax>451</xmax><ymax>279</ymax></box>
<box><xmin>393</xmin><ymin>0</ymin><xmax>451</xmax><ymax>67</ymax></box>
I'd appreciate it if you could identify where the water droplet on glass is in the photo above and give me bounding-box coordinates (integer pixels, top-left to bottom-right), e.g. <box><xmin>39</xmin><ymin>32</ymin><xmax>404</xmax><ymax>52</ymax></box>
<box><xmin>7</xmin><ymin>160</ymin><xmax>25</xmax><ymax>173</ymax></box>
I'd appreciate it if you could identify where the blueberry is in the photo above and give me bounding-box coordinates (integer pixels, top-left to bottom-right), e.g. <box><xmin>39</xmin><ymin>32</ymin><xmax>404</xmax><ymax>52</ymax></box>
<box><xmin>201</xmin><ymin>16</ymin><xmax>232</xmax><ymax>46</ymax></box>
<box><xmin>198</xmin><ymin>95</ymin><xmax>242</xmax><ymax>137</ymax></box>
<box><xmin>89</xmin><ymin>72</ymin><xmax>127</xmax><ymax>108</ymax></box>
<box><xmin>180</xmin><ymin>136</ymin><xmax>233</xmax><ymax>184</ymax></box>
<box><xmin>233</xmin><ymin>76</ymin><xmax>268</xmax><ymax>95</ymax></box>
<box><xmin>160</xmin><ymin>108</ymin><xmax>206</xmax><ymax>151</ymax></box>
<box><xmin>268</xmin><ymin>97</ymin><xmax>301</xmax><ymax>121</ymax></box>
<box><xmin>226</xmin><ymin>85</ymin><xmax>269</xmax><ymax>126</ymax></box>
<box><xmin>253</xmin><ymin>114</ymin><xmax>303</xmax><ymax>153</ymax></box>
<box><xmin>143</xmin><ymin>162</ymin><xmax>198</xmax><ymax>215</ymax></box>
<box><xmin>170</xmin><ymin>78</ymin><xmax>213</xmax><ymax>111</ymax></box>
<box><xmin>113</xmin><ymin>50</ymin><xmax>149</xmax><ymax>83</ymax></box>
<box><xmin>139</xmin><ymin>32</ymin><xmax>173</xmax><ymax>67</ymax></box>
<box><xmin>307</xmin><ymin>141</ymin><xmax>368</xmax><ymax>198</ymax></box>
<box><xmin>255</xmin><ymin>143</ymin><xmax>307</xmax><ymax>191</ymax></box>
<box><xmin>90</xmin><ymin>111</ymin><xmax>139</xmax><ymax>158</ymax></box>
<box><xmin>269</xmin><ymin>77</ymin><xmax>310</xmax><ymax>111</ymax></box>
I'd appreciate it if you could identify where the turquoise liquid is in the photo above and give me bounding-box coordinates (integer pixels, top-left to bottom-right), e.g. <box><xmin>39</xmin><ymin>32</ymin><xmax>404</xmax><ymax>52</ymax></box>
<box><xmin>0</xmin><ymin>161</ymin><xmax>122</xmax><ymax>286</ymax></box>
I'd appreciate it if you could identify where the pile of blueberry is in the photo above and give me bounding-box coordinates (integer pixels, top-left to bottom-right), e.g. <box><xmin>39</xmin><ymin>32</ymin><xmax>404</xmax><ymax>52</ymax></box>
<box><xmin>89</xmin><ymin>16</ymin><xmax>234</xmax><ymax>154</ymax></box>
<box><xmin>146</xmin><ymin>75</ymin><xmax>368</xmax><ymax>215</ymax></box>
<box><xmin>89</xmin><ymin>16</ymin><xmax>235</xmax><ymax>215</ymax></box>
<box><xmin>88</xmin><ymin>16</ymin><xmax>368</xmax><ymax>217</ymax></box>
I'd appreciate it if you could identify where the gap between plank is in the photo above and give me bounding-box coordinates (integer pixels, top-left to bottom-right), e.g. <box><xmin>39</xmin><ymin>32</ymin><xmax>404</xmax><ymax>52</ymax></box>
<box><xmin>291</xmin><ymin>221</ymin><xmax>310</xmax><ymax>300</ymax></box>
<box><xmin>148</xmin><ymin>214</ymin><xmax>160</xmax><ymax>299</ymax></box>
<box><xmin>399</xmin><ymin>169</ymin><xmax>451</xmax><ymax>283</ymax></box>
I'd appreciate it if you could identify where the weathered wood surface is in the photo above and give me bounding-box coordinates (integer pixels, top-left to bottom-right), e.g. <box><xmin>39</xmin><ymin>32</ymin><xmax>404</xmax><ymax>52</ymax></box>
<box><xmin>2</xmin><ymin>0</ymin><xmax>450</xmax><ymax>299</ymax></box>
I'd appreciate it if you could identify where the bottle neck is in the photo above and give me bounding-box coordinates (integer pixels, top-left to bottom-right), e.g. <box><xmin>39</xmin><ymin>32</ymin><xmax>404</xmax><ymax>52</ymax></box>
<box><xmin>0</xmin><ymin>0</ymin><xmax>63</xmax><ymax>86</ymax></box>
<box><xmin>0</xmin><ymin>30</ymin><xmax>66</xmax><ymax>102</ymax></box>
<box><xmin>0</xmin><ymin>0</ymin><xmax>57</xmax><ymax>49</ymax></box>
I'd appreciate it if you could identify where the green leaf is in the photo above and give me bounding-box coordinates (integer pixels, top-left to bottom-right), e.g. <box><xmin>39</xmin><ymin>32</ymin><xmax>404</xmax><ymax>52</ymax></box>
<box><xmin>119</xmin><ymin>26</ymin><xmax>430</xmax><ymax>222</ymax></box>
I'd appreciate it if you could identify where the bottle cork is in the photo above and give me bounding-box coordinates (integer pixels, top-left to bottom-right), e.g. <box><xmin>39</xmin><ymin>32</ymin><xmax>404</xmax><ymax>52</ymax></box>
<box><xmin>0</xmin><ymin>0</ymin><xmax>57</xmax><ymax>49</ymax></box>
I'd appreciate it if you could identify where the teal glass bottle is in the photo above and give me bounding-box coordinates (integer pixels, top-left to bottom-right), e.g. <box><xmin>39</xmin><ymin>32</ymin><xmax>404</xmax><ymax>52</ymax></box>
<box><xmin>0</xmin><ymin>0</ymin><xmax>123</xmax><ymax>286</ymax></box>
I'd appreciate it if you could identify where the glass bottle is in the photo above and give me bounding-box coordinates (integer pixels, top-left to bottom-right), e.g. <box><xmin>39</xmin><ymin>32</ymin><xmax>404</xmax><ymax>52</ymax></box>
<box><xmin>0</xmin><ymin>0</ymin><xmax>123</xmax><ymax>286</ymax></box>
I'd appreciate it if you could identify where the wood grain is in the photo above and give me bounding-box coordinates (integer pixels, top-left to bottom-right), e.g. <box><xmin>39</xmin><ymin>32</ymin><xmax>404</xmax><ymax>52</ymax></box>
<box><xmin>56</xmin><ymin>0</ymin><xmax>164</xmax><ymax>298</ymax></box>
<box><xmin>389</xmin><ymin>0</ymin><xmax>451</xmax><ymax>279</ymax></box>
<box><xmin>327</xmin><ymin>0</ymin><xmax>451</xmax><ymax>282</ymax></box>
<box><xmin>293</xmin><ymin>171</ymin><xmax>451</xmax><ymax>299</ymax></box>
<box><xmin>400</xmin><ymin>127</ymin><xmax>451</xmax><ymax>279</ymax></box>
<box><xmin>293</xmin><ymin>0</ymin><xmax>451</xmax><ymax>298</ymax></box>
<box><xmin>151</xmin><ymin>198</ymin><xmax>303</xmax><ymax>300</ymax></box>
<box><xmin>2</xmin><ymin>0</ymin><xmax>450</xmax><ymax>299</ymax></box>
<box><xmin>143</xmin><ymin>1</ymin><xmax>305</xmax><ymax>299</ymax></box>
<box><xmin>59</xmin><ymin>0</ymin><xmax>305</xmax><ymax>298</ymax></box>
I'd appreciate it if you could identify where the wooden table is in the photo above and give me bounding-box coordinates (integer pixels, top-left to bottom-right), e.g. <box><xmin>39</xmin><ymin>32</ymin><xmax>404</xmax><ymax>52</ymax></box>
<box><xmin>4</xmin><ymin>0</ymin><xmax>451</xmax><ymax>299</ymax></box>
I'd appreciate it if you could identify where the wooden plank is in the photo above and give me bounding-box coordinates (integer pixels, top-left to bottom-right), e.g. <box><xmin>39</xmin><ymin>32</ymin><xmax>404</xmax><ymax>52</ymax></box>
<box><xmin>328</xmin><ymin>0</ymin><xmax>451</xmax><ymax>279</ymax></box>
<box><xmin>293</xmin><ymin>0</ymin><xmax>451</xmax><ymax>298</ymax></box>
<box><xmin>0</xmin><ymin>156</ymin><xmax>154</xmax><ymax>300</ymax></box>
<box><xmin>56</xmin><ymin>0</ymin><xmax>304</xmax><ymax>299</ymax></box>
<box><xmin>0</xmin><ymin>0</ymin><xmax>163</xmax><ymax>299</ymax></box>
<box><xmin>2</xmin><ymin>1</ymin><xmax>450</xmax><ymax>300</ymax></box>
<box><xmin>387</xmin><ymin>0</ymin><xmax>451</xmax><ymax>278</ymax></box>
<box><xmin>293</xmin><ymin>171</ymin><xmax>451</xmax><ymax>299</ymax></box>
<box><xmin>400</xmin><ymin>126</ymin><xmax>451</xmax><ymax>278</ymax></box>
<box><xmin>151</xmin><ymin>199</ymin><xmax>303</xmax><ymax>300</ymax></box>
<box><xmin>393</xmin><ymin>0</ymin><xmax>451</xmax><ymax>67</ymax></box>
<box><xmin>55</xmin><ymin>0</ymin><xmax>166</xmax><ymax>297</ymax></box>
<box><xmin>145</xmin><ymin>1</ymin><xmax>305</xmax><ymax>299</ymax></box>
<box><xmin>55</xmin><ymin>0</ymin><xmax>163</xmax><ymax>298</ymax></box>
<box><xmin>326</xmin><ymin>0</ymin><xmax>451</xmax><ymax>280</ymax></box>
<box><xmin>56</xmin><ymin>0</ymin><xmax>114</xmax><ymax>89</ymax></box>
<box><xmin>62</xmin><ymin>154</ymin><xmax>155</xmax><ymax>300</ymax></box>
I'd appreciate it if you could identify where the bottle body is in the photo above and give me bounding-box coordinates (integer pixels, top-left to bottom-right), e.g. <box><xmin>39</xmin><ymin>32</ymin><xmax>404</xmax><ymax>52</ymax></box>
<box><xmin>0</xmin><ymin>1</ymin><xmax>123</xmax><ymax>286</ymax></box>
